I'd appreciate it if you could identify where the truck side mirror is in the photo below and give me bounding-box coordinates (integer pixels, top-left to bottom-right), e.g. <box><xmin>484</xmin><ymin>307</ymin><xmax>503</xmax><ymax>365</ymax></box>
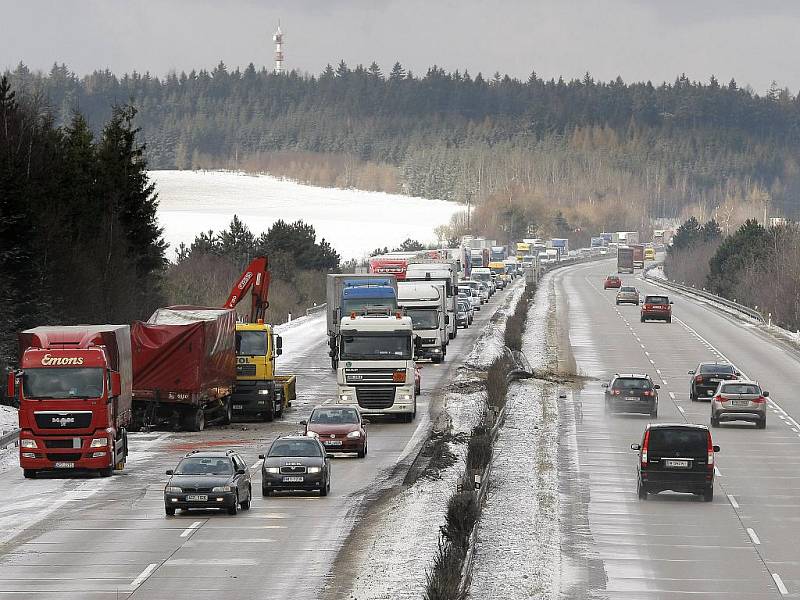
<box><xmin>6</xmin><ymin>372</ymin><xmax>16</xmax><ymax>402</ymax></box>
<box><xmin>445</xmin><ymin>315</ymin><xmax>450</xmax><ymax>325</ymax></box>
<box><xmin>110</xmin><ymin>372</ymin><xmax>122</xmax><ymax>397</ymax></box>
<box><xmin>275</xmin><ymin>335</ymin><xmax>283</xmax><ymax>356</ymax></box>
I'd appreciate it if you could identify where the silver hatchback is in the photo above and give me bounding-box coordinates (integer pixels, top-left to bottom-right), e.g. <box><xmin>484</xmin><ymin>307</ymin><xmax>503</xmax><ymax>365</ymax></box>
<box><xmin>615</xmin><ymin>286</ymin><xmax>640</xmax><ymax>305</ymax></box>
<box><xmin>710</xmin><ymin>380</ymin><xmax>768</xmax><ymax>429</ymax></box>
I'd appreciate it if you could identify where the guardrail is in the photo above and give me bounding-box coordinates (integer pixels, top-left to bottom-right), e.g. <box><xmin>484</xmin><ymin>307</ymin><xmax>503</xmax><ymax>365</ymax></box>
<box><xmin>0</xmin><ymin>429</ymin><xmax>20</xmax><ymax>450</ymax></box>
<box><xmin>305</xmin><ymin>302</ymin><xmax>326</xmax><ymax>317</ymax></box>
<box><xmin>642</xmin><ymin>265</ymin><xmax>766</xmax><ymax>324</ymax></box>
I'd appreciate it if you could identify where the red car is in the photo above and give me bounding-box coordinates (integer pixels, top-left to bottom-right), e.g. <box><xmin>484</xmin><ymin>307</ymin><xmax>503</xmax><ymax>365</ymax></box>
<box><xmin>604</xmin><ymin>275</ymin><xmax>622</xmax><ymax>289</ymax></box>
<box><xmin>302</xmin><ymin>406</ymin><xmax>368</xmax><ymax>458</ymax></box>
<box><xmin>641</xmin><ymin>294</ymin><xmax>672</xmax><ymax>323</ymax></box>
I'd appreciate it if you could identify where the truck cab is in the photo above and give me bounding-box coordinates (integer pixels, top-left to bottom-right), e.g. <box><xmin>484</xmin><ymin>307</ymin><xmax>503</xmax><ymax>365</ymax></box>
<box><xmin>232</xmin><ymin>322</ymin><xmax>296</xmax><ymax>422</ymax></box>
<box><xmin>398</xmin><ymin>282</ymin><xmax>447</xmax><ymax>363</ymax></box>
<box><xmin>336</xmin><ymin>314</ymin><xmax>417</xmax><ymax>422</ymax></box>
<box><xmin>405</xmin><ymin>262</ymin><xmax>458</xmax><ymax>341</ymax></box>
<box><xmin>12</xmin><ymin>325</ymin><xmax>132</xmax><ymax>478</ymax></box>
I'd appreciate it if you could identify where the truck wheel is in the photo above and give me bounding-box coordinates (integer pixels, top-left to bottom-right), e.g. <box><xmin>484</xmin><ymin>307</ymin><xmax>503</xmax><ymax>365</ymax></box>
<box><xmin>261</xmin><ymin>403</ymin><xmax>275</xmax><ymax>422</ymax></box>
<box><xmin>220</xmin><ymin>398</ymin><xmax>232</xmax><ymax>425</ymax></box>
<box><xmin>331</xmin><ymin>357</ymin><xmax>338</xmax><ymax>371</ymax></box>
<box><xmin>184</xmin><ymin>408</ymin><xmax>205</xmax><ymax>432</ymax></box>
<box><xmin>23</xmin><ymin>469</ymin><xmax>37</xmax><ymax>479</ymax></box>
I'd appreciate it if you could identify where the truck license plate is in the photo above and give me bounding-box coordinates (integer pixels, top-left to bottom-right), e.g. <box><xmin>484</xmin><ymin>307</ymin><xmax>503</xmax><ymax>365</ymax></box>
<box><xmin>53</xmin><ymin>462</ymin><xmax>74</xmax><ymax>469</ymax></box>
<box><xmin>323</xmin><ymin>440</ymin><xmax>343</xmax><ymax>446</ymax></box>
<box><xmin>664</xmin><ymin>459</ymin><xmax>689</xmax><ymax>469</ymax></box>
<box><xmin>283</xmin><ymin>476</ymin><xmax>304</xmax><ymax>483</ymax></box>
<box><xmin>187</xmin><ymin>494</ymin><xmax>208</xmax><ymax>501</ymax></box>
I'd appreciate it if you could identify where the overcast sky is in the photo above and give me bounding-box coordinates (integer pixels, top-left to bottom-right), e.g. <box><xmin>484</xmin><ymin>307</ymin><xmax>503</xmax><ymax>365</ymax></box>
<box><xmin>2</xmin><ymin>0</ymin><xmax>799</xmax><ymax>93</ymax></box>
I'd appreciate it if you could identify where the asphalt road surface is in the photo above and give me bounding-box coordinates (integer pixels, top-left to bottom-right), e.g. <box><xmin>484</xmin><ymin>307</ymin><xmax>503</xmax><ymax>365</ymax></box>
<box><xmin>0</xmin><ymin>283</ymin><xmax>515</xmax><ymax>600</ymax></box>
<box><xmin>560</xmin><ymin>259</ymin><xmax>800</xmax><ymax>599</ymax></box>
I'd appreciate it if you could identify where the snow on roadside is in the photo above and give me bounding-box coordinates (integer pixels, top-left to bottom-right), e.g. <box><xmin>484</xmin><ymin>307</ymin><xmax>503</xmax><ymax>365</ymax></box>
<box><xmin>463</xmin><ymin>281</ymin><xmax>525</xmax><ymax>371</ymax></box>
<box><xmin>0</xmin><ymin>406</ymin><xmax>20</xmax><ymax>475</ymax></box>
<box><xmin>0</xmin><ymin>405</ymin><xmax>17</xmax><ymax>433</ymax></box>
<box><xmin>648</xmin><ymin>265</ymin><xmax>666</xmax><ymax>280</ymax></box>
<box><xmin>469</xmin><ymin>272</ymin><xmax>564</xmax><ymax>599</ymax></box>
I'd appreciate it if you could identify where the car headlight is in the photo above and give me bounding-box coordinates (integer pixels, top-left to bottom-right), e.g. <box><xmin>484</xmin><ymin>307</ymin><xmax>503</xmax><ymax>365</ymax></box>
<box><xmin>265</xmin><ymin>467</ymin><xmax>280</xmax><ymax>474</ymax></box>
<box><xmin>306</xmin><ymin>431</ymin><xmax>319</xmax><ymax>438</ymax></box>
<box><xmin>165</xmin><ymin>486</ymin><xmax>182</xmax><ymax>493</ymax></box>
<box><xmin>20</xmin><ymin>439</ymin><xmax>37</xmax><ymax>449</ymax></box>
<box><xmin>307</xmin><ymin>467</ymin><xmax>321</xmax><ymax>474</ymax></box>
<box><xmin>258</xmin><ymin>389</ymin><xmax>271</xmax><ymax>395</ymax></box>
<box><xmin>347</xmin><ymin>430</ymin><xmax>361</xmax><ymax>438</ymax></box>
<box><xmin>211</xmin><ymin>486</ymin><xmax>231</xmax><ymax>492</ymax></box>
<box><xmin>90</xmin><ymin>437</ymin><xmax>108</xmax><ymax>448</ymax></box>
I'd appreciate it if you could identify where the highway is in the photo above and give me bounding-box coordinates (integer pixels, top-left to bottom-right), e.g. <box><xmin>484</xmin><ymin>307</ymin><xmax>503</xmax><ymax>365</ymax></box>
<box><xmin>0</xmin><ymin>286</ymin><xmax>513</xmax><ymax>600</ymax></box>
<box><xmin>559</xmin><ymin>258</ymin><xmax>800</xmax><ymax>599</ymax></box>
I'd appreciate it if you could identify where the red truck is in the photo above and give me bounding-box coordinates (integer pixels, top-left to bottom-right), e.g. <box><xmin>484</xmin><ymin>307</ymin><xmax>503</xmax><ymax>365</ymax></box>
<box><xmin>131</xmin><ymin>306</ymin><xmax>236</xmax><ymax>432</ymax></box>
<box><xmin>10</xmin><ymin>325</ymin><xmax>132</xmax><ymax>478</ymax></box>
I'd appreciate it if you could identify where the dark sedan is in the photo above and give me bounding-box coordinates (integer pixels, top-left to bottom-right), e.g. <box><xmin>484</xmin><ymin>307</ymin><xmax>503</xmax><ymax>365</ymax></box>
<box><xmin>688</xmin><ymin>362</ymin><xmax>739</xmax><ymax>401</ymax></box>
<box><xmin>260</xmin><ymin>435</ymin><xmax>331</xmax><ymax>496</ymax></box>
<box><xmin>164</xmin><ymin>449</ymin><xmax>252</xmax><ymax>516</ymax></box>
<box><xmin>302</xmin><ymin>406</ymin><xmax>368</xmax><ymax>458</ymax></box>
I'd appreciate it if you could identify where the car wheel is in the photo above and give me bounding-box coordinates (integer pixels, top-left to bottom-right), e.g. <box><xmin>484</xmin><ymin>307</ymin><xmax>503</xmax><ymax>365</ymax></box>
<box><xmin>99</xmin><ymin>467</ymin><xmax>113</xmax><ymax>478</ymax></box>
<box><xmin>227</xmin><ymin>494</ymin><xmax>239</xmax><ymax>515</ymax></box>
<box><xmin>165</xmin><ymin>507</ymin><xmax>176</xmax><ymax>516</ymax></box>
<box><xmin>615</xmin><ymin>300</ymin><xmax>620</xmax><ymax>305</ymax></box>
<box><xmin>637</xmin><ymin>480</ymin><xmax>648</xmax><ymax>500</ymax></box>
<box><xmin>240</xmin><ymin>486</ymin><xmax>251</xmax><ymax>510</ymax></box>
<box><xmin>357</xmin><ymin>445</ymin><xmax>366</xmax><ymax>459</ymax></box>
<box><xmin>650</xmin><ymin>407</ymin><xmax>658</xmax><ymax>418</ymax></box>
<box><xmin>320</xmin><ymin>478</ymin><xmax>329</xmax><ymax>497</ymax></box>
<box><xmin>432</xmin><ymin>356</ymin><xmax>442</xmax><ymax>364</ymax></box>
<box><xmin>666</xmin><ymin>317</ymin><xmax>672</xmax><ymax>323</ymax></box>
<box><xmin>262</xmin><ymin>486</ymin><xmax>271</xmax><ymax>497</ymax></box>
<box><xmin>757</xmin><ymin>417</ymin><xmax>767</xmax><ymax>429</ymax></box>
<box><xmin>703</xmin><ymin>486</ymin><xmax>714</xmax><ymax>502</ymax></box>
<box><xmin>23</xmin><ymin>469</ymin><xmax>37</xmax><ymax>479</ymax></box>
<box><xmin>690</xmin><ymin>390</ymin><xmax>696</xmax><ymax>402</ymax></box>
<box><xmin>711</xmin><ymin>414</ymin><xmax>720</xmax><ymax>428</ymax></box>
<box><xmin>640</xmin><ymin>316</ymin><xmax>645</xmax><ymax>322</ymax></box>
<box><xmin>220</xmin><ymin>397</ymin><xmax>232</xmax><ymax>425</ymax></box>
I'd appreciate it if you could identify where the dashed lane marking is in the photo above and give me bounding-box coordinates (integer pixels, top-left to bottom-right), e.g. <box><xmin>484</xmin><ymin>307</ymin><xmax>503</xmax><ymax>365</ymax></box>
<box><xmin>180</xmin><ymin>521</ymin><xmax>202</xmax><ymax>538</ymax></box>
<box><xmin>678</xmin><ymin>406</ymin><xmax>685</xmax><ymax>414</ymax></box>
<box><xmin>250</xmin><ymin>459</ymin><xmax>263</xmax><ymax>470</ymax></box>
<box><xmin>130</xmin><ymin>563</ymin><xmax>159</xmax><ymax>590</ymax></box>
<box><xmin>772</xmin><ymin>573</ymin><xmax>789</xmax><ymax>595</ymax></box>
<box><xmin>669</xmin><ymin>392</ymin><xmax>676</xmax><ymax>400</ymax></box>
<box><xmin>747</xmin><ymin>528</ymin><xmax>761</xmax><ymax>545</ymax></box>
<box><xmin>728</xmin><ymin>494</ymin><xmax>739</xmax><ymax>509</ymax></box>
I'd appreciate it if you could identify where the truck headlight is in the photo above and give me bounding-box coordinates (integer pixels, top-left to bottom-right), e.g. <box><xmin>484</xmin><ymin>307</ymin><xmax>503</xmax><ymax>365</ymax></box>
<box><xmin>258</xmin><ymin>389</ymin><xmax>271</xmax><ymax>395</ymax></box>
<box><xmin>211</xmin><ymin>486</ymin><xmax>231</xmax><ymax>492</ymax></box>
<box><xmin>339</xmin><ymin>394</ymin><xmax>352</xmax><ymax>402</ymax></box>
<box><xmin>20</xmin><ymin>439</ymin><xmax>37</xmax><ymax>449</ymax></box>
<box><xmin>347</xmin><ymin>431</ymin><xmax>361</xmax><ymax>438</ymax></box>
<box><xmin>90</xmin><ymin>438</ymin><xmax>108</xmax><ymax>448</ymax></box>
<box><xmin>165</xmin><ymin>486</ymin><xmax>182</xmax><ymax>493</ymax></box>
<box><xmin>401</xmin><ymin>394</ymin><xmax>413</xmax><ymax>401</ymax></box>
<box><xmin>307</xmin><ymin>467</ymin><xmax>321</xmax><ymax>474</ymax></box>
<box><xmin>265</xmin><ymin>467</ymin><xmax>280</xmax><ymax>474</ymax></box>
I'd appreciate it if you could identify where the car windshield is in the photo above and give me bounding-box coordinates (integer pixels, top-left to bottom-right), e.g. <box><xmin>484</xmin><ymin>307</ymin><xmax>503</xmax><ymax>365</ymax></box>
<box><xmin>405</xmin><ymin>308</ymin><xmax>439</xmax><ymax>329</ymax></box>
<box><xmin>613</xmin><ymin>378</ymin><xmax>652</xmax><ymax>390</ymax></box>
<box><xmin>720</xmin><ymin>383</ymin><xmax>761</xmax><ymax>395</ymax></box>
<box><xmin>620</xmin><ymin>287</ymin><xmax>636</xmax><ymax>293</ymax></box>
<box><xmin>699</xmin><ymin>364</ymin><xmax>735</xmax><ymax>374</ymax></box>
<box><xmin>269</xmin><ymin>440</ymin><xmax>322</xmax><ymax>457</ymax></box>
<box><xmin>647</xmin><ymin>428</ymin><xmax>708</xmax><ymax>454</ymax></box>
<box><xmin>175</xmin><ymin>457</ymin><xmax>233</xmax><ymax>475</ymax></box>
<box><xmin>341</xmin><ymin>334</ymin><xmax>412</xmax><ymax>360</ymax></box>
<box><xmin>310</xmin><ymin>408</ymin><xmax>360</xmax><ymax>425</ymax></box>
<box><xmin>645</xmin><ymin>296</ymin><xmax>668</xmax><ymax>304</ymax></box>
<box><xmin>607</xmin><ymin>276</ymin><xmax>619</xmax><ymax>280</ymax></box>
<box><xmin>458</xmin><ymin>302</ymin><xmax>469</xmax><ymax>312</ymax></box>
<box><xmin>23</xmin><ymin>368</ymin><xmax>104</xmax><ymax>399</ymax></box>
<box><xmin>236</xmin><ymin>330</ymin><xmax>267</xmax><ymax>356</ymax></box>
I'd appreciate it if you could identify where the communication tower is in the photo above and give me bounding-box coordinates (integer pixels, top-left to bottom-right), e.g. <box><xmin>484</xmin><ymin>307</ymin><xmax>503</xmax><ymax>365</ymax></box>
<box><xmin>273</xmin><ymin>23</ymin><xmax>284</xmax><ymax>74</ymax></box>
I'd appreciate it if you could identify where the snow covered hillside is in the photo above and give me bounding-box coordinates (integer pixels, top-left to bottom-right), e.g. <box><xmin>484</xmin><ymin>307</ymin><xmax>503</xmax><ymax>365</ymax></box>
<box><xmin>151</xmin><ymin>170</ymin><xmax>462</xmax><ymax>261</ymax></box>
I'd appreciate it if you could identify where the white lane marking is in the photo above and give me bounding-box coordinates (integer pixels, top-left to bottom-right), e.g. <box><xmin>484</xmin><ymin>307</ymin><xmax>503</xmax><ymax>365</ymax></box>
<box><xmin>640</xmin><ymin>344</ymin><xmax>645</xmax><ymax>349</ymax></box>
<box><xmin>714</xmin><ymin>465</ymin><xmax>721</xmax><ymax>476</ymax></box>
<box><xmin>645</xmin><ymin>351</ymin><xmax>650</xmax><ymax>356</ymax></box>
<box><xmin>656</xmin><ymin>369</ymin><xmax>662</xmax><ymax>374</ymax></box>
<box><xmin>669</xmin><ymin>392</ymin><xmax>676</xmax><ymax>400</ymax></box>
<box><xmin>153</xmin><ymin>433</ymin><xmax>172</xmax><ymax>445</ymax></box>
<box><xmin>677</xmin><ymin>406</ymin><xmax>685</xmax><ymax>414</ymax></box>
<box><xmin>130</xmin><ymin>563</ymin><xmax>158</xmax><ymax>589</ymax></box>
<box><xmin>661</xmin><ymin>379</ymin><xmax>668</xmax><ymax>385</ymax></box>
<box><xmin>772</xmin><ymin>573</ymin><xmax>789</xmax><ymax>595</ymax></box>
<box><xmin>793</xmin><ymin>429</ymin><xmax>798</xmax><ymax>433</ymax></box>
<box><xmin>727</xmin><ymin>494</ymin><xmax>739</xmax><ymax>509</ymax></box>
<box><xmin>180</xmin><ymin>521</ymin><xmax>202</xmax><ymax>538</ymax></box>
<box><xmin>746</xmin><ymin>528</ymin><xmax>761</xmax><ymax>545</ymax></box>
<box><xmin>250</xmin><ymin>459</ymin><xmax>263</xmax><ymax>470</ymax></box>
<box><xmin>323</xmin><ymin>399</ymin><xmax>333</xmax><ymax>404</ymax></box>
<box><xmin>649</xmin><ymin>359</ymin><xmax>655</xmax><ymax>365</ymax></box>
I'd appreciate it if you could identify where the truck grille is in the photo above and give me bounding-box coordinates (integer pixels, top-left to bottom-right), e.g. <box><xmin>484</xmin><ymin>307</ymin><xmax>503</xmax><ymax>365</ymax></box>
<box><xmin>237</xmin><ymin>364</ymin><xmax>257</xmax><ymax>376</ymax></box>
<box><xmin>421</xmin><ymin>338</ymin><xmax>438</xmax><ymax>345</ymax></box>
<box><xmin>356</xmin><ymin>387</ymin><xmax>396</xmax><ymax>410</ymax></box>
<box><xmin>34</xmin><ymin>412</ymin><xmax>93</xmax><ymax>430</ymax></box>
<box><xmin>46</xmin><ymin>453</ymin><xmax>81</xmax><ymax>461</ymax></box>
<box><xmin>280</xmin><ymin>466</ymin><xmax>307</xmax><ymax>474</ymax></box>
<box><xmin>44</xmin><ymin>439</ymin><xmax>78</xmax><ymax>449</ymax></box>
<box><xmin>345</xmin><ymin>369</ymin><xmax>397</xmax><ymax>384</ymax></box>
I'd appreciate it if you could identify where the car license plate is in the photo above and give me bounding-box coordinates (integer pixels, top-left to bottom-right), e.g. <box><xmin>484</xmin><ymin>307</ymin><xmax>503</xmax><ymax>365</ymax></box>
<box><xmin>323</xmin><ymin>440</ymin><xmax>343</xmax><ymax>446</ymax></box>
<box><xmin>187</xmin><ymin>494</ymin><xmax>208</xmax><ymax>501</ymax></box>
<box><xmin>731</xmin><ymin>400</ymin><xmax>750</xmax><ymax>407</ymax></box>
<box><xmin>709</xmin><ymin>378</ymin><xmax>721</xmax><ymax>382</ymax></box>
<box><xmin>53</xmin><ymin>462</ymin><xmax>74</xmax><ymax>469</ymax></box>
<box><xmin>626</xmin><ymin>396</ymin><xmax>639</xmax><ymax>401</ymax></box>
<box><xmin>664</xmin><ymin>459</ymin><xmax>689</xmax><ymax>469</ymax></box>
<box><xmin>232</xmin><ymin>404</ymin><xmax>243</xmax><ymax>409</ymax></box>
<box><xmin>283</xmin><ymin>476</ymin><xmax>304</xmax><ymax>483</ymax></box>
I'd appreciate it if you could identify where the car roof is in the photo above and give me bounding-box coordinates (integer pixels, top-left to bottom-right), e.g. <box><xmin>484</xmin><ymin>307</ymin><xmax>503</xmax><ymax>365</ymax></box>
<box><xmin>182</xmin><ymin>450</ymin><xmax>237</xmax><ymax>458</ymax></box>
<box><xmin>698</xmin><ymin>361</ymin><xmax>732</xmax><ymax>366</ymax></box>
<box><xmin>614</xmin><ymin>373</ymin><xmax>651</xmax><ymax>379</ymax></box>
<box><xmin>719</xmin><ymin>378</ymin><xmax>759</xmax><ymax>385</ymax></box>
<box><xmin>646</xmin><ymin>422</ymin><xmax>709</xmax><ymax>431</ymax></box>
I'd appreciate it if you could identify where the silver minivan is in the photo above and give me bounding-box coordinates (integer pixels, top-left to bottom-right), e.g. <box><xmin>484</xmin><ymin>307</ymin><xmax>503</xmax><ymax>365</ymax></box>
<box><xmin>710</xmin><ymin>380</ymin><xmax>768</xmax><ymax>429</ymax></box>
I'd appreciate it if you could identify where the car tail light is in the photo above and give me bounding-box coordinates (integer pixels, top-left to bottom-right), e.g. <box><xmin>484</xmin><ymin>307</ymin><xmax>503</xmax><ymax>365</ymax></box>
<box><xmin>642</xmin><ymin>390</ymin><xmax>652</xmax><ymax>396</ymax></box>
<box><xmin>612</xmin><ymin>389</ymin><xmax>620</xmax><ymax>395</ymax></box>
<box><xmin>393</xmin><ymin>370</ymin><xmax>406</xmax><ymax>383</ymax></box>
<box><xmin>716</xmin><ymin>395</ymin><xmax>728</xmax><ymax>403</ymax></box>
<box><xmin>707</xmin><ymin>432</ymin><xmax>714</xmax><ymax>469</ymax></box>
<box><xmin>753</xmin><ymin>396</ymin><xmax>766</xmax><ymax>404</ymax></box>
<box><xmin>644</xmin><ymin>304</ymin><xmax>652</xmax><ymax>310</ymax></box>
<box><xmin>641</xmin><ymin>430</ymin><xmax>650</xmax><ymax>468</ymax></box>
<box><xmin>695</xmin><ymin>375</ymin><xmax>703</xmax><ymax>383</ymax></box>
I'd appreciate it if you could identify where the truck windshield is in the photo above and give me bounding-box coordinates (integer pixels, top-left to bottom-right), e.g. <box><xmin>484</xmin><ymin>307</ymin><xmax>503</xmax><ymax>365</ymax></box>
<box><xmin>23</xmin><ymin>368</ymin><xmax>104</xmax><ymax>399</ymax></box>
<box><xmin>341</xmin><ymin>334</ymin><xmax>412</xmax><ymax>360</ymax></box>
<box><xmin>236</xmin><ymin>331</ymin><xmax>268</xmax><ymax>356</ymax></box>
<box><xmin>405</xmin><ymin>309</ymin><xmax>439</xmax><ymax>329</ymax></box>
<box><xmin>342</xmin><ymin>298</ymin><xmax>397</xmax><ymax>317</ymax></box>
<box><xmin>472</xmin><ymin>273</ymin><xmax>490</xmax><ymax>282</ymax></box>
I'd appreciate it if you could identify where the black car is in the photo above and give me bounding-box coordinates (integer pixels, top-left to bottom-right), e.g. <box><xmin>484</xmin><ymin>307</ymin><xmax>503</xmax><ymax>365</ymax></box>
<box><xmin>688</xmin><ymin>362</ymin><xmax>740</xmax><ymax>401</ymax></box>
<box><xmin>260</xmin><ymin>435</ymin><xmax>331</xmax><ymax>497</ymax></box>
<box><xmin>164</xmin><ymin>449</ymin><xmax>252</xmax><ymax>516</ymax></box>
<box><xmin>631</xmin><ymin>423</ymin><xmax>719</xmax><ymax>502</ymax></box>
<box><xmin>603</xmin><ymin>373</ymin><xmax>659</xmax><ymax>417</ymax></box>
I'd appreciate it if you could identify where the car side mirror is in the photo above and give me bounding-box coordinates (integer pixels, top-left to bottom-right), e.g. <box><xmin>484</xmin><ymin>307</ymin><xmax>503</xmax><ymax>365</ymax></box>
<box><xmin>165</xmin><ymin>469</ymin><xmax>174</xmax><ymax>475</ymax></box>
<box><xmin>763</xmin><ymin>391</ymin><xmax>770</xmax><ymax>397</ymax></box>
<box><xmin>601</xmin><ymin>382</ymin><xmax>609</xmax><ymax>388</ymax></box>
<box><xmin>630</xmin><ymin>444</ymin><xmax>641</xmax><ymax>451</ymax></box>
<box><xmin>669</xmin><ymin>301</ymin><xmax>674</xmax><ymax>304</ymax></box>
<box><xmin>713</xmin><ymin>445</ymin><xmax>720</xmax><ymax>453</ymax></box>
<box><xmin>300</xmin><ymin>420</ymin><xmax>308</xmax><ymax>426</ymax></box>
<box><xmin>687</xmin><ymin>370</ymin><xmax>695</xmax><ymax>375</ymax></box>
<box><xmin>654</xmin><ymin>385</ymin><xmax>660</xmax><ymax>390</ymax></box>
<box><xmin>236</xmin><ymin>469</ymin><xmax>246</xmax><ymax>475</ymax></box>
<box><xmin>258</xmin><ymin>454</ymin><xmax>265</xmax><ymax>460</ymax></box>
<box><xmin>110</xmin><ymin>372</ymin><xmax>122</xmax><ymax>397</ymax></box>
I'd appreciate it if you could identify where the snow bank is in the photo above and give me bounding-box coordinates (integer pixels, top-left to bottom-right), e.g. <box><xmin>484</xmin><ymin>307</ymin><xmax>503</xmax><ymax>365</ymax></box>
<box><xmin>463</xmin><ymin>281</ymin><xmax>525</xmax><ymax>371</ymax></box>
<box><xmin>0</xmin><ymin>405</ymin><xmax>17</xmax><ymax>433</ymax></box>
<box><xmin>151</xmin><ymin>170</ymin><xmax>462</xmax><ymax>260</ymax></box>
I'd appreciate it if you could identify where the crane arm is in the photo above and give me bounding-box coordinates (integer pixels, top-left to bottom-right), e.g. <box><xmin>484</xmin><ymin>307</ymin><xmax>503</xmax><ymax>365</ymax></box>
<box><xmin>223</xmin><ymin>256</ymin><xmax>271</xmax><ymax>322</ymax></box>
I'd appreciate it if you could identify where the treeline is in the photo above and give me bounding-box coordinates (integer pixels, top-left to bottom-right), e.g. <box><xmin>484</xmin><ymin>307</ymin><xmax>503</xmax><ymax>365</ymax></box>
<box><xmin>6</xmin><ymin>61</ymin><xmax>800</xmax><ymax>246</ymax></box>
<box><xmin>167</xmin><ymin>217</ymin><xmax>340</xmax><ymax>323</ymax></box>
<box><xmin>0</xmin><ymin>76</ymin><xmax>165</xmax><ymax>381</ymax></box>
<box><xmin>665</xmin><ymin>217</ymin><xmax>800</xmax><ymax>330</ymax></box>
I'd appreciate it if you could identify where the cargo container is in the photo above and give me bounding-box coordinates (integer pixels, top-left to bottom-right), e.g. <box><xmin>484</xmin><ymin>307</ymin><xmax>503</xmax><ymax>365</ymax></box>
<box><xmin>618</xmin><ymin>246</ymin><xmax>635</xmax><ymax>274</ymax></box>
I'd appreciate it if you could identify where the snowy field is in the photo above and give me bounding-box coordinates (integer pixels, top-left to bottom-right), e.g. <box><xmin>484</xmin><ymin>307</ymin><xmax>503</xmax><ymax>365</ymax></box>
<box><xmin>150</xmin><ymin>170</ymin><xmax>462</xmax><ymax>261</ymax></box>
<box><xmin>0</xmin><ymin>406</ymin><xmax>16</xmax><ymax>433</ymax></box>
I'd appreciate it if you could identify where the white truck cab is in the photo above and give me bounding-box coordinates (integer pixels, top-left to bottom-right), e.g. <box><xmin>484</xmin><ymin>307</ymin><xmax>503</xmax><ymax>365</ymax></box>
<box><xmin>336</xmin><ymin>314</ymin><xmax>417</xmax><ymax>421</ymax></box>
<box><xmin>398</xmin><ymin>282</ymin><xmax>447</xmax><ymax>364</ymax></box>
